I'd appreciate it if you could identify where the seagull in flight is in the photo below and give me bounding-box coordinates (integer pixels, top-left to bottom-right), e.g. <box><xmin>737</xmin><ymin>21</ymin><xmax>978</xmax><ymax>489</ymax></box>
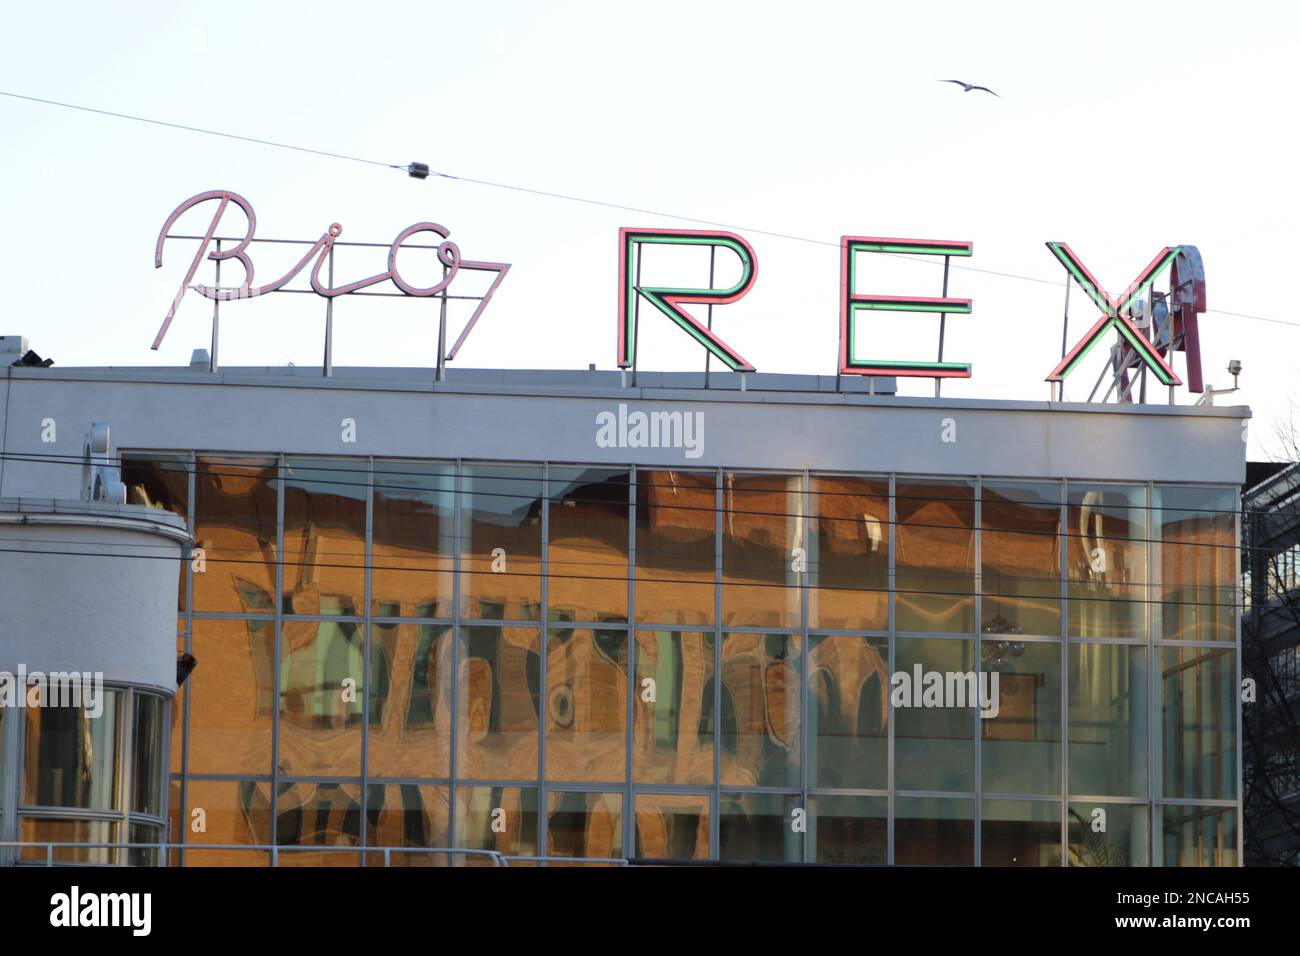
<box><xmin>939</xmin><ymin>79</ymin><xmax>1000</xmax><ymax>97</ymax></box>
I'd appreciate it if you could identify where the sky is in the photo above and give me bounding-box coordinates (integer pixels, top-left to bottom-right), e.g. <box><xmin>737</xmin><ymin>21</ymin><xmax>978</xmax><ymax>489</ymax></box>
<box><xmin>0</xmin><ymin>0</ymin><xmax>1295</xmax><ymax>458</ymax></box>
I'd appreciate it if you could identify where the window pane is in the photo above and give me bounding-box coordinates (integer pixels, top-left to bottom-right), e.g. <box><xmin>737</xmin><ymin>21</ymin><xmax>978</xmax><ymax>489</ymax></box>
<box><xmin>276</xmin><ymin>781</ymin><xmax>362</xmax><ymax>865</ymax></box>
<box><xmin>808</xmin><ymin>635</ymin><xmax>888</xmax><ymax>789</ymax></box>
<box><xmin>633</xmin><ymin>630</ymin><xmax>714</xmax><ymax>786</ymax></box>
<box><xmin>457</xmin><ymin>625</ymin><xmax>540</xmax><ymax>781</ymax></box>
<box><xmin>894</xmin><ymin>797</ymin><xmax>973</xmax><ymax>865</ymax></box>
<box><xmin>1068</xmin><ymin>644</ymin><xmax>1147</xmax><ymax>797</ymax></box>
<box><xmin>1067</xmin><ymin>483</ymin><xmax>1146</xmax><ymax>639</ymax></box>
<box><xmin>894</xmin><ymin>638</ymin><xmax>975</xmax><ymax>792</ymax></box>
<box><xmin>547</xmin><ymin>791</ymin><xmax>623</xmax><ymax>861</ymax></box>
<box><xmin>123</xmin><ymin>452</ymin><xmax>190</xmax><ymax>613</ymax></box>
<box><xmin>809</xmin><ymin>476</ymin><xmax>889</xmax><ymax>631</ymax></box>
<box><xmin>1158</xmin><ymin>647</ymin><xmax>1236</xmax><ymax>800</ymax></box>
<box><xmin>19</xmin><ymin>817</ymin><xmax>116</xmax><ymax>864</ymax></box>
<box><xmin>721</xmin><ymin>633</ymin><xmax>802</xmax><ymax>788</ymax></box>
<box><xmin>896</xmin><ymin>479</ymin><xmax>974</xmax><ymax>633</ymax></box>
<box><xmin>282</xmin><ymin>458</ymin><xmax>367</xmax><ymax>616</ymax></box>
<box><xmin>982</xmin><ymin>481</ymin><xmax>1061</xmax><ymax>636</ymax></box>
<box><xmin>809</xmin><ymin>794</ymin><xmax>887</xmax><ymax>864</ymax></box>
<box><xmin>461</xmin><ymin>464</ymin><xmax>543</xmax><ymax>621</ymax></box>
<box><xmin>367</xmin><ymin>623</ymin><xmax>451</xmax><ymax>779</ymax></box>
<box><xmin>171</xmin><ymin>627</ymin><xmax>186</xmax><ymax>776</ymax></box>
<box><xmin>132</xmin><ymin>692</ymin><xmax>166</xmax><ymax>816</ymax></box>
<box><xmin>1158</xmin><ymin>804</ymin><xmax>1237</xmax><ymax>867</ymax></box>
<box><xmin>193</xmin><ymin>456</ymin><xmax>276</xmax><ymax>614</ymax></box>
<box><xmin>548</xmin><ymin>467</ymin><xmax>629</xmax><ymax>623</ymax></box>
<box><xmin>280</xmin><ymin>619</ymin><xmax>365</xmax><ymax>778</ymax></box>
<box><xmin>1155</xmin><ymin>486</ymin><xmax>1236</xmax><ymax>641</ymax></box>
<box><xmin>546</xmin><ymin>627</ymin><xmax>627</xmax><ymax>784</ymax></box>
<box><xmin>182</xmin><ymin>778</ymin><xmax>273</xmax><ymax>866</ymax></box>
<box><xmin>23</xmin><ymin>688</ymin><xmax>120</xmax><ymax>810</ymax></box>
<box><xmin>635</xmin><ymin>470</ymin><xmax>715</xmax><ymax>626</ymax></box>
<box><xmin>981</xmin><ymin>641</ymin><xmax>1061</xmax><ymax>795</ymax></box>
<box><xmin>456</xmin><ymin>786</ymin><xmax>538</xmax><ymax>861</ymax></box>
<box><xmin>719</xmin><ymin>792</ymin><xmax>801</xmax><ymax>862</ymax></box>
<box><xmin>1068</xmin><ymin>801</ymin><xmax>1148</xmax><ymax>866</ymax></box>
<box><xmin>981</xmin><ymin>799</ymin><xmax>1061</xmax><ymax>866</ymax></box>
<box><xmin>634</xmin><ymin>792</ymin><xmax>711</xmax><ymax>861</ymax></box>
<box><xmin>128</xmin><ymin>822</ymin><xmax>163</xmax><ymax>867</ymax></box>
<box><xmin>189</xmin><ymin>618</ymin><xmax>274</xmax><ymax>776</ymax></box>
<box><xmin>365</xmin><ymin>784</ymin><xmax>451</xmax><ymax>865</ymax></box>
<box><xmin>722</xmin><ymin>473</ymin><xmax>801</xmax><ymax>628</ymax></box>
<box><xmin>371</xmin><ymin>460</ymin><xmax>454</xmax><ymax>619</ymax></box>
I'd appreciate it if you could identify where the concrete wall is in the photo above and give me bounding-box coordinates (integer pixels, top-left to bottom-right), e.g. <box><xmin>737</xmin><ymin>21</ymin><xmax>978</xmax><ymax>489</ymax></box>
<box><xmin>0</xmin><ymin>500</ymin><xmax>188</xmax><ymax>693</ymax></box>
<box><xmin>0</xmin><ymin>367</ymin><xmax>1250</xmax><ymax>500</ymax></box>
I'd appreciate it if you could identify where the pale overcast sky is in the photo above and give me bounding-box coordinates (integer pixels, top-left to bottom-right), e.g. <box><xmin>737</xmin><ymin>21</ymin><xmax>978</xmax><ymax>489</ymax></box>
<box><xmin>0</xmin><ymin>0</ymin><xmax>1295</xmax><ymax>458</ymax></box>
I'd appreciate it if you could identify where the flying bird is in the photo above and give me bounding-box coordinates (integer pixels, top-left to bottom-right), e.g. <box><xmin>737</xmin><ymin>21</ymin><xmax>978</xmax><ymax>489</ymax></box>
<box><xmin>939</xmin><ymin>79</ymin><xmax>1000</xmax><ymax>97</ymax></box>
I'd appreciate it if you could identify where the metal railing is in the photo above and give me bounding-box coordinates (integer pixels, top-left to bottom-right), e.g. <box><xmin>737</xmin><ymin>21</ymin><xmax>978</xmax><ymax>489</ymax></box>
<box><xmin>0</xmin><ymin>842</ymin><xmax>508</xmax><ymax>867</ymax></box>
<box><xmin>0</xmin><ymin>842</ymin><xmax>633</xmax><ymax>867</ymax></box>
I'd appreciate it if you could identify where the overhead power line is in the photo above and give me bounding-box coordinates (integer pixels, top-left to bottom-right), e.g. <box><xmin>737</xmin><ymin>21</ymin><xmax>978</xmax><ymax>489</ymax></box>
<box><xmin>0</xmin><ymin>87</ymin><xmax>1293</xmax><ymax>329</ymax></box>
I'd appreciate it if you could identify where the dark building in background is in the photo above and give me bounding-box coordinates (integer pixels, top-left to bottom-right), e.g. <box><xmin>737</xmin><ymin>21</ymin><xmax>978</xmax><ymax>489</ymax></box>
<box><xmin>1243</xmin><ymin>461</ymin><xmax>1300</xmax><ymax>865</ymax></box>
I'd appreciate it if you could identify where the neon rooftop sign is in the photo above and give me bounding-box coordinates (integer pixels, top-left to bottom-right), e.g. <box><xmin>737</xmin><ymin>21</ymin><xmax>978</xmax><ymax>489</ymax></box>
<box><xmin>152</xmin><ymin>189</ymin><xmax>1207</xmax><ymax>401</ymax></box>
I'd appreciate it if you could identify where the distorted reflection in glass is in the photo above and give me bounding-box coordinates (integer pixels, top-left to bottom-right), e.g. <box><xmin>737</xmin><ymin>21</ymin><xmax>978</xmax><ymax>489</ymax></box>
<box><xmin>809</xmin><ymin>476</ymin><xmax>889</xmax><ymax>631</ymax></box>
<box><xmin>546</xmin><ymin>627</ymin><xmax>626</xmax><ymax>783</ymax></box>
<box><xmin>808</xmin><ymin>635</ymin><xmax>888</xmax><ymax>789</ymax></box>
<box><xmin>457</xmin><ymin>625</ymin><xmax>540</xmax><ymax>781</ymax></box>
<box><xmin>365</xmin><ymin>784</ymin><xmax>451</xmax><ymax>865</ymax></box>
<box><xmin>548</xmin><ymin>467</ymin><xmax>629</xmax><ymax>623</ymax></box>
<box><xmin>193</xmin><ymin>456</ymin><xmax>276</xmax><ymax>614</ymax></box>
<box><xmin>1067</xmin><ymin>483</ymin><xmax>1147</xmax><ymax>638</ymax></box>
<box><xmin>276</xmin><ymin>780</ymin><xmax>362</xmax><ymax>866</ymax></box>
<box><xmin>981</xmin><ymin>799</ymin><xmax>1061</xmax><ymax>866</ymax></box>
<box><xmin>547</xmin><ymin>791</ymin><xmax>623</xmax><ymax>861</ymax></box>
<box><xmin>189</xmin><ymin>618</ymin><xmax>274</xmax><ymax>776</ymax></box>
<box><xmin>282</xmin><ymin>458</ymin><xmax>367</xmax><ymax>615</ymax></box>
<box><xmin>456</xmin><ymin>786</ymin><xmax>538</xmax><ymax>861</ymax></box>
<box><xmin>982</xmin><ymin>481</ymin><xmax>1061</xmax><ymax>636</ymax></box>
<box><xmin>894</xmin><ymin>638</ymin><xmax>975</xmax><ymax>792</ymax></box>
<box><xmin>721</xmin><ymin>633</ymin><xmax>801</xmax><ymax>788</ymax></box>
<box><xmin>719</xmin><ymin>792</ymin><xmax>801</xmax><ymax>862</ymax></box>
<box><xmin>633</xmin><ymin>630</ymin><xmax>714</xmax><ymax>785</ymax></box>
<box><xmin>722</xmin><ymin>473</ymin><xmax>801</xmax><ymax>628</ymax></box>
<box><xmin>182</xmin><ymin>778</ymin><xmax>272</xmax><ymax>866</ymax></box>
<box><xmin>19</xmin><ymin>818</ymin><xmax>116</xmax><ymax>864</ymax></box>
<box><xmin>371</xmin><ymin>460</ymin><xmax>454</xmax><ymax>619</ymax></box>
<box><xmin>461</xmin><ymin>464</ymin><xmax>544</xmax><ymax>621</ymax></box>
<box><xmin>635</xmin><ymin>470</ymin><xmax>715</xmax><ymax>626</ymax></box>
<box><xmin>132</xmin><ymin>693</ymin><xmax>166</xmax><ymax>816</ymax></box>
<box><xmin>981</xmin><ymin>641</ymin><xmax>1061</xmax><ymax>795</ymax></box>
<box><xmin>894</xmin><ymin>797</ymin><xmax>974</xmax><ymax>865</ymax></box>
<box><xmin>280</xmin><ymin>619</ymin><xmax>365</xmax><ymax>778</ymax></box>
<box><xmin>895</xmin><ymin>479</ymin><xmax>975</xmax><ymax>633</ymax></box>
<box><xmin>634</xmin><ymin>792</ymin><xmax>711</xmax><ymax>860</ymax></box>
<box><xmin>23</xmin><ymin>688</ymin><xmax>120</xmax><ymax>809</ymax></box>
<box><xmin>367</xmin><ymin>623</ymin><xmax>451</xmax><ymax>779</ymax></box>
<box><xmin>1068</xmin><ymin>802</ymin><xmax>1148</xmax><ymax>866</ymax></box>
<box><xmin>1158</xmin><ymin>647</ymin><xmax>1236</xmax><ymax>800</ymax></box>
<box><xmin>122</xmin><ymin>452</ymin><xmax>190</xmax><ymax>612</ymax></box>
<box><xmin>1068</xmin><ymin>643</ymin><xmax>1147</xmax><ymax>797</ymax></box>
<box><xmin>809</xmin><ymin>795</ymin><xmax>886</xmax><ymax>865</ymax></box>
<box><xmin>1155</xmin><ymin>485</ymin><xmax>1236</xmax><ymax>641</ymax></box>
<box><xmin>1158</xmin><ymin>804</ymin><xmax>1237</xmax><ymax>866</ymax></box>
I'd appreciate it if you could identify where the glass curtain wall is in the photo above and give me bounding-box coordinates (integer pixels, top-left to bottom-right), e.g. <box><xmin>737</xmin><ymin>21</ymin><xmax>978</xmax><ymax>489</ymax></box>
<box><xmin>117</xmin><ymin>451</ymin><xmax>1240</xmax><ymax>867</ymax></box>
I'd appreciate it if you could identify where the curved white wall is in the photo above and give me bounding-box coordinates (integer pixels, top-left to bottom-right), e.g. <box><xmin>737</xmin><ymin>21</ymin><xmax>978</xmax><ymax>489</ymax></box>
<box><xmin>0</xmin><ymin>501</ymin><xmax>189</xmax><ymax>693</ymax></box>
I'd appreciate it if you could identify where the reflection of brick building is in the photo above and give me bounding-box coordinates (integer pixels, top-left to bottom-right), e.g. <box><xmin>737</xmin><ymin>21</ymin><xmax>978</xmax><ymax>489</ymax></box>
<box><xmin>62</xmin><ymin>365</ymin><xmax>1241</xmax><ymax>866</ymax></box>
